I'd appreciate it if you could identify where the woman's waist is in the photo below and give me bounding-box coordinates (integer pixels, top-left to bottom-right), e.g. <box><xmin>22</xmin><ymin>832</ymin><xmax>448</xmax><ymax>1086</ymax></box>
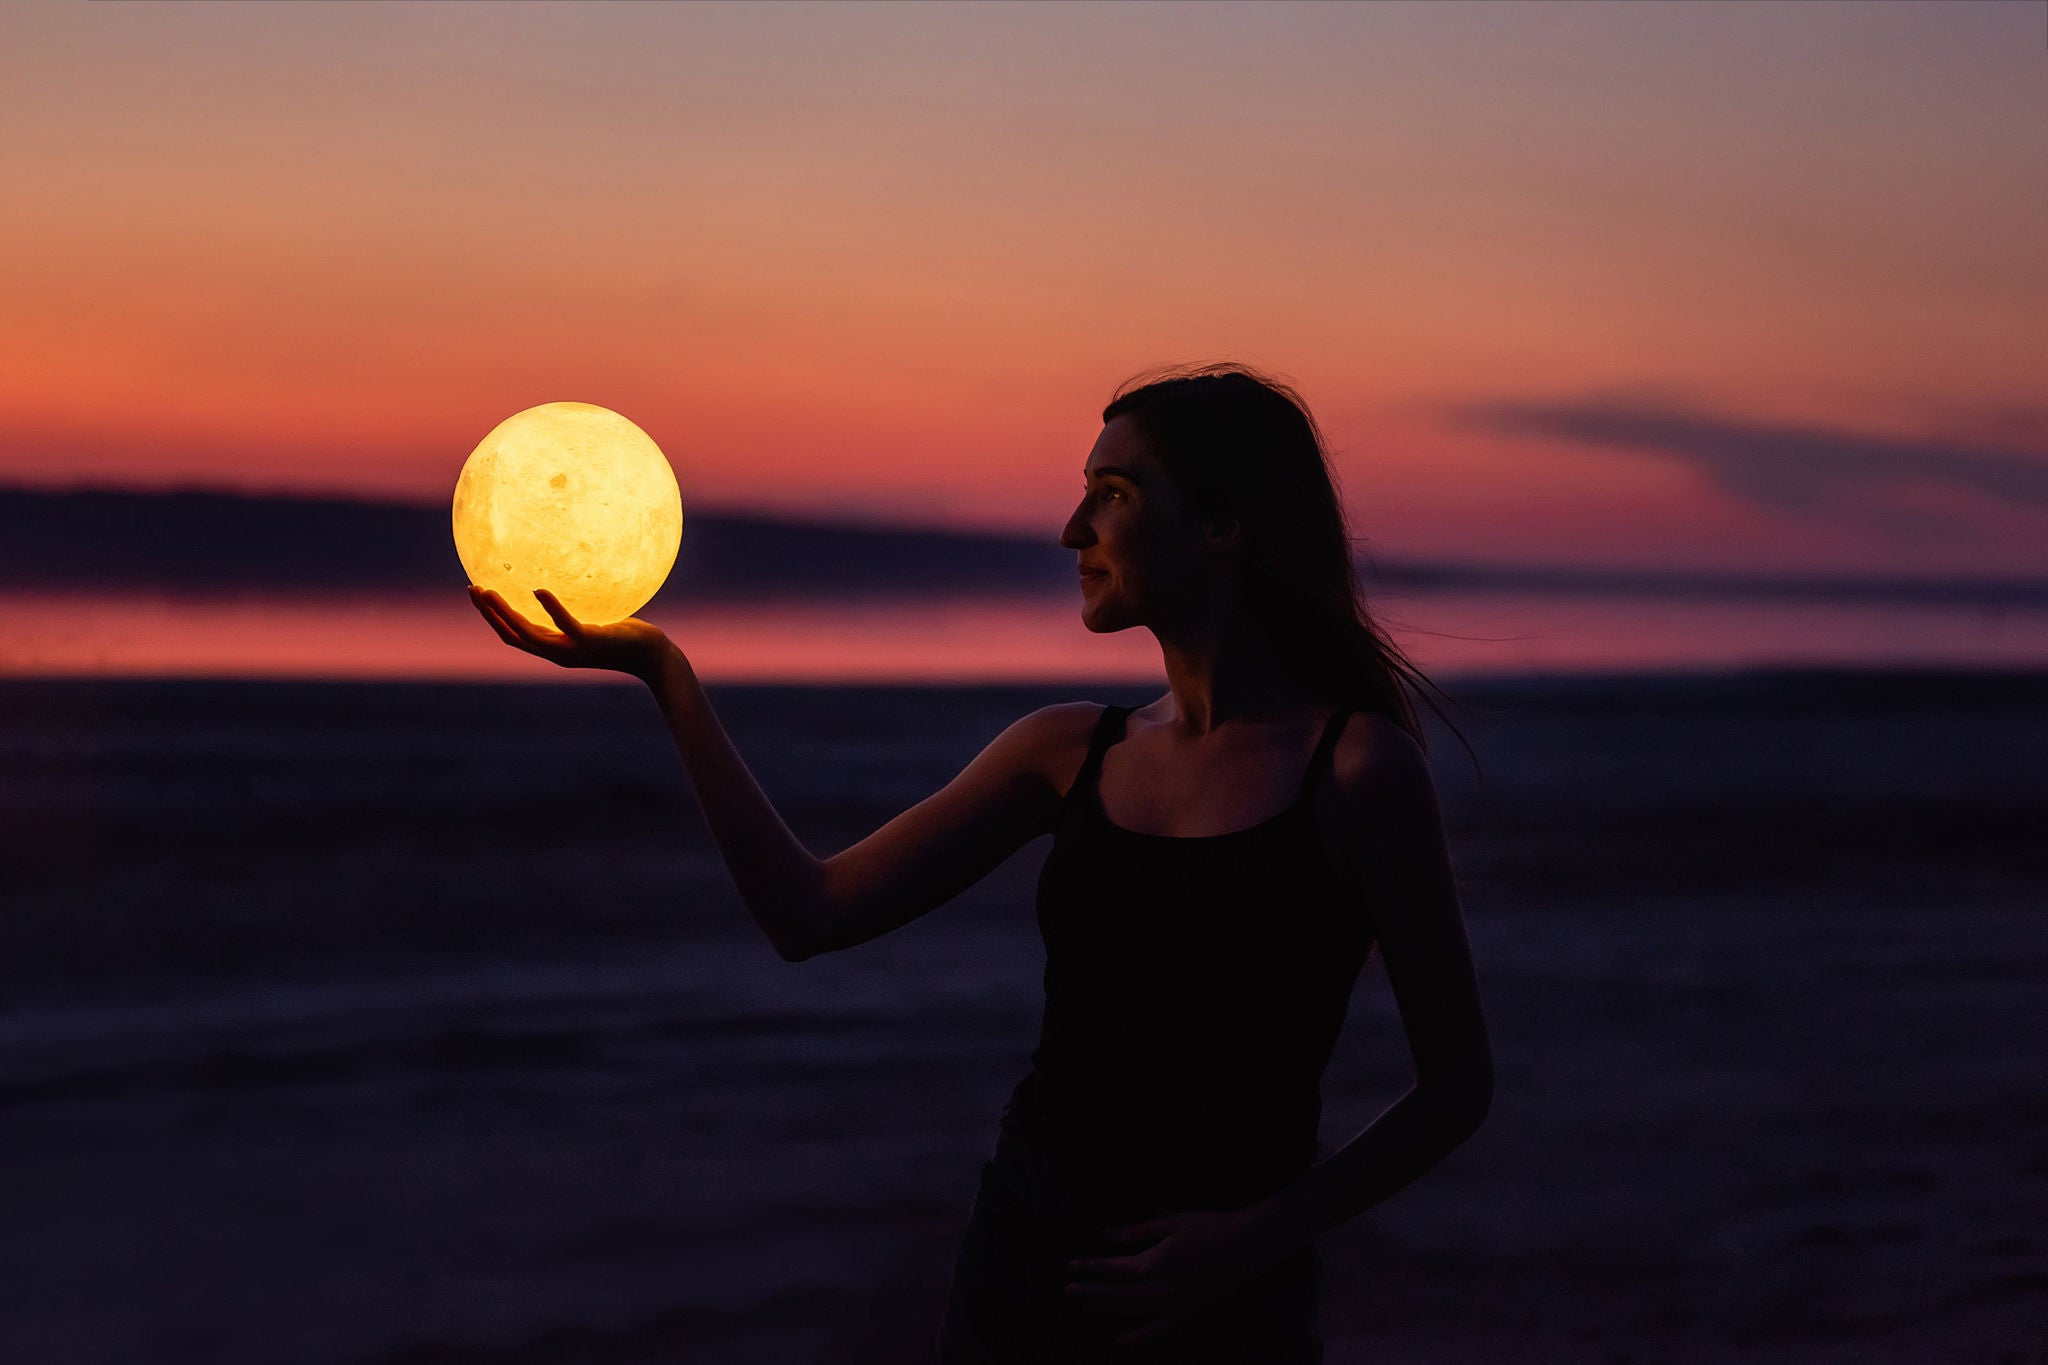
<box><xmin>1010</xmin><ymin>1050</ymin><xmax>1328</xmax><ymax>1124</ymax></box>
<box><xmin>986</xmin><ymin>1112</ymin><xmax>1314</xmax><ymax>1225</ymax></box>
<box><xmin>1000</xmin><ymin>1077</ymin><xmax>1317</xmax><ymax>1207</ymax></box>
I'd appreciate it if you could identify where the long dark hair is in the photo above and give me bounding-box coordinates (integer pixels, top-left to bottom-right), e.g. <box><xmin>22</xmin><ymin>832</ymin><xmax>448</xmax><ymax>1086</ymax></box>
<box><xmin>1102</xmin><ymin>363</ymin><xmax>1474</xmax><ymax>764</ymax></box>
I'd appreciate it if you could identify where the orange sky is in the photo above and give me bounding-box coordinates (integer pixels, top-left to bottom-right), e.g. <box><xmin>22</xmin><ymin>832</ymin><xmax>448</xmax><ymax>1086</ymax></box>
<box><xmin>3</xmin><ymin>0</ymin><xmax>2044</xmax><ymax>576</ymax></box>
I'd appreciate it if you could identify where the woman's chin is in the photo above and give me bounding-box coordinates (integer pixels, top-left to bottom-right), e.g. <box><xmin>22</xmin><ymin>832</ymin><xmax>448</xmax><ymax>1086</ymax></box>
<box><xmin>1079</xmin><ymin>606</ymin><xmax>1132</xmax><ymax>634</ymax></box>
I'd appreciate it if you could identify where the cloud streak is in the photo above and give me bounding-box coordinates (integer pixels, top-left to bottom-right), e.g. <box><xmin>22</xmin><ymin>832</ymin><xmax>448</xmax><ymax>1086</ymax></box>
<box><xmin>1451</xmin><ymin>397</ymin><xmax>2048</xmax><ymax>519</ymax></box>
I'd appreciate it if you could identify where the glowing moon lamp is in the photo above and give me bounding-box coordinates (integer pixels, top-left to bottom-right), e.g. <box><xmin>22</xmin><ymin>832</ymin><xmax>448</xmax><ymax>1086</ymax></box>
<box><xmin>452</xmin><ymin>402</ymin><xmax>683</xmax><ymax>628</ymax></box>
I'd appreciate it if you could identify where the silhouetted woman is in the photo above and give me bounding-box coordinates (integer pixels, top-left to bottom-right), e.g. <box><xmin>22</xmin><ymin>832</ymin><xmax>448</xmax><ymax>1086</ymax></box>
<box><xmin>470</xmin><ymin>364</ymin><xmax>1492</xmax><ymax>1363</ymax></box>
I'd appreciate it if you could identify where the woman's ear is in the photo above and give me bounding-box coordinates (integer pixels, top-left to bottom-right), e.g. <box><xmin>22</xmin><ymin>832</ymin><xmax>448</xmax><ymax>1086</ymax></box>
<box><xmin>1203</xmin><ymin>513</ymin><xmax>1243</xmax><ymax>554</ymax></box>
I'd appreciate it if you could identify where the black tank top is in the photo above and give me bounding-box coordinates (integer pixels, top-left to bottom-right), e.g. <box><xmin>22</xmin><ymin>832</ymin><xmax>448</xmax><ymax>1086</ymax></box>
<box><xmin>1000</xmin><ymin>702</ymin><xmax>1376</xmax><ymax>1218</ymax></box>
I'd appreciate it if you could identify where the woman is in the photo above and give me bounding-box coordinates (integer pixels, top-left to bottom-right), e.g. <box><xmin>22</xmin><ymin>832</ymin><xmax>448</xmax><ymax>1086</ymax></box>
<box><xmin>469</xmin><ymin>364</ymin><xmax>1492</xmax><ymax>1363</ymax></box>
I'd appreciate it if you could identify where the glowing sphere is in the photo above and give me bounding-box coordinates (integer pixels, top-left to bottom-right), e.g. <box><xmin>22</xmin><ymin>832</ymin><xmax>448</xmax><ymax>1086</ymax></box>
<box><xmin>452</xmin><ymin>402</ymin><xmax>683</xmax><ymax>627</ymax></box>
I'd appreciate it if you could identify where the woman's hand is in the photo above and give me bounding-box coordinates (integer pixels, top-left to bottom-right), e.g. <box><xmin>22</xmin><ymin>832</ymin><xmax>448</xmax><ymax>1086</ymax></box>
<box><xmin>1063</xmin><ymin>1205</ymin><xmax>1285</xmax><ymax>1347</ymax></box>
<box><xmin>469</xmin><ymin>586</ymin><xmax>680</xmax><ymax>684</ymax></box>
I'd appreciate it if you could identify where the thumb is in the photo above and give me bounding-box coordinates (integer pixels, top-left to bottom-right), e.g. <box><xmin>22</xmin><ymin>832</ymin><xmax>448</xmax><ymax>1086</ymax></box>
<box><xmin>533</xmin><ymin>588</ymin><xmax>582</xmax><ymax>634</ymax></box>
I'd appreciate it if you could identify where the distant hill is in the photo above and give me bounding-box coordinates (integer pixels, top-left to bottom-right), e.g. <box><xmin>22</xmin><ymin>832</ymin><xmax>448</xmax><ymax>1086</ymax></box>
<box><xmin>2</xmin><ymin>485</ymin><xmax>2044</xmax><ymax>607</ymax></box>
<box><xmin>0</xmin><ymin>486</ymin><xmax>1071</xmax><ymax>602</ymax></box>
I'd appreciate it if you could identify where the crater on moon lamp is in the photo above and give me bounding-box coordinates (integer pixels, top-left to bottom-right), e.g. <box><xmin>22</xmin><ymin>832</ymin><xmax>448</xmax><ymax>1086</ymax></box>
<box><xmin>452</xmin><ymin>402</ymin><xmax>684</xmax><ymax>627</ymax></box>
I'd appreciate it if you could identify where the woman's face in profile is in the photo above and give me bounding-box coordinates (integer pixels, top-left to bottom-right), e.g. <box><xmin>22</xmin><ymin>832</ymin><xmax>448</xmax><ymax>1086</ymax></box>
<box><xmin>1062</xmin><ymin>416</ymin><xmax>1224</xmax><ymax>632</ymax></box>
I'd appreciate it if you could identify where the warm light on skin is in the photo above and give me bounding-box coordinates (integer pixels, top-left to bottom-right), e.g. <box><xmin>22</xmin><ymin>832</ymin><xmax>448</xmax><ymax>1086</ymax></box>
<box><xmin>451</xmin><ymin>402</ymin><xmax>683</xmax><ymax>627</ymax></box>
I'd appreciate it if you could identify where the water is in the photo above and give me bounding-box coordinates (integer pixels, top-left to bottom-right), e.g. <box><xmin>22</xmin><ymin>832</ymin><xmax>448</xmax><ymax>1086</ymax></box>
<box><xmin>9</xmin><ymin>586</ymin><xmax>2047</xmax><ymax>680</ymax></box>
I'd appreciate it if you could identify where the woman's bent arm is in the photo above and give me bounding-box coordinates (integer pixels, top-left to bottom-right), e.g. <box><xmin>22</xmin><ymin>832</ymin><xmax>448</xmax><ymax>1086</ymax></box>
<box><xmin>1243</xmin><ymin>713</ymin><xmax>1492</xmax><ymax>1256</ymax></box>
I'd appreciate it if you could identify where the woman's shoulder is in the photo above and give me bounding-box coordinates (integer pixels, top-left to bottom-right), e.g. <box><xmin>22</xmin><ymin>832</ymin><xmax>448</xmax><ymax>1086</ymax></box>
<box><xmin>1005</xmin><ymin>701</ymin><xmax>1116</xmax><ymax>799</ymax></box>
<box><xmin>1014</xmin><ymin>699</ymin><xmax>1111</xmax><ymax>736</ymax></box>
<box><xmin>1310</xmin><ymin>711</ymin><xmax>1438</xmax><ymax>891</ymax></box>
<box><xmin>1328</xmin><ymin>709</ymin><xmax>1434</xmax><ymax>806</ymax></box>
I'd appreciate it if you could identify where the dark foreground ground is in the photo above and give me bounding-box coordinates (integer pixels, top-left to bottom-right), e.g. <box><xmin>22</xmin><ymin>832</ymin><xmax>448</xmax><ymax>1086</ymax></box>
<box><xmin>2</xmin><ymin>671</ymin><xmax>2045</xmax><ymax>1364</ymax></box>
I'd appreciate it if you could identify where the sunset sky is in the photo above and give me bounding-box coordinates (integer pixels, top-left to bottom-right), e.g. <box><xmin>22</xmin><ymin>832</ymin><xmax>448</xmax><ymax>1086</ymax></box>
<box><xmin>4</xmin><ymin>0</ymin><xmax>2044</xmax><ymax>579</ymax></box>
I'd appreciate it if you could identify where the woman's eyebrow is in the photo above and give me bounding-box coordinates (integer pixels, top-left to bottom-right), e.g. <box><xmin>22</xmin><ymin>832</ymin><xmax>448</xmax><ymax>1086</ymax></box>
<box><xmin>1085</xmin><ymin>465</ymin><xmax>1140</xmax><ymax>483</ymax></box>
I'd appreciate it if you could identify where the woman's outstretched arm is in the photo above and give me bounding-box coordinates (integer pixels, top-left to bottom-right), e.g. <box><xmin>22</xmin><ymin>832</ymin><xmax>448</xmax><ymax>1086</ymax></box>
<box><xmin>470</xmin><ymin>586</ymin><xmax>821</xmax><ymax>957</ymax></box>
<box><xmin>469</xmin><ymin>586</ymin><xmax>1073</xmax><ymax>962</ymax></box>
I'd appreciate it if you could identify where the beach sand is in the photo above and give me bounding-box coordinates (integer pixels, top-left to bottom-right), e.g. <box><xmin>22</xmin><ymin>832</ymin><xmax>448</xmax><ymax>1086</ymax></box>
<box><xmin>2</xmin><ymin>674</ymin><xmax>2043</xmax><ymax>1363</ymax></box>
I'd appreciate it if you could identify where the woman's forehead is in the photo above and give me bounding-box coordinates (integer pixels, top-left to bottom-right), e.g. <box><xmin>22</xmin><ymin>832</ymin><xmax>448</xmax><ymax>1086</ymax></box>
<box><xmin>1085</xmin><ymin>417</ymin><xmax>1156</xmax><ymax>476</ymax></box>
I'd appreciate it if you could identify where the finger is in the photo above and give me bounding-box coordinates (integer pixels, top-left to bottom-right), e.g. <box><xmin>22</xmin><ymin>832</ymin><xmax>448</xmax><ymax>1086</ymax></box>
<box><xmin>480</xmin><ymin>591</ymin><xmax>571</xmax><ymax>659</ymax></box>
<box><xmin>1114</xmin><ymin>1315</ymin><xmax>1182</xmax><ymax>1347</ymax></box>
<box><xmin>533</xmin><ymin>588</ymin><xmax>583</xmax><ymax>636</ymax></box>
<box><xmin>485</xmin><ymin>591</ymin><xmax>567</xmax><ymax>647</ymax></box>
<box><xmin>1065</xmin><ymin>1255</ymin><xmax>1148</xmax><ymax>1282</ymax></box>
<box><xmin>1064</xmin><ymin>1281</ymin><xmax>1160</xmax><ymax>1316</ymax></box>
<box><xmin>470</xmin><ymin>589</ymin><xmax>527</xmax><ymax>649</ymax></box>
<box><xmin>479</xmin><ymin>592</ymin><xmax>539</xmax><ymax>645</ymax></box>
<box><xmin>477</xmin><ymin>588</ymin><xmax>525</xmax><ymax>632</ymax></box>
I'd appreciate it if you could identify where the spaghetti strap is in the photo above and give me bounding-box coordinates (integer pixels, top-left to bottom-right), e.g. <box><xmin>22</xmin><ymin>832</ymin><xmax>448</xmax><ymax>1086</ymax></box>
<box><xmin>1296</xmin><ymin>708</ymin><xmax>1352</xmax><ymax>803</ymax></box>
<box><xmin>1066</xmin><ymin>703</ymin><xmax>1132</xmax><ymax>803</ymax></box>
